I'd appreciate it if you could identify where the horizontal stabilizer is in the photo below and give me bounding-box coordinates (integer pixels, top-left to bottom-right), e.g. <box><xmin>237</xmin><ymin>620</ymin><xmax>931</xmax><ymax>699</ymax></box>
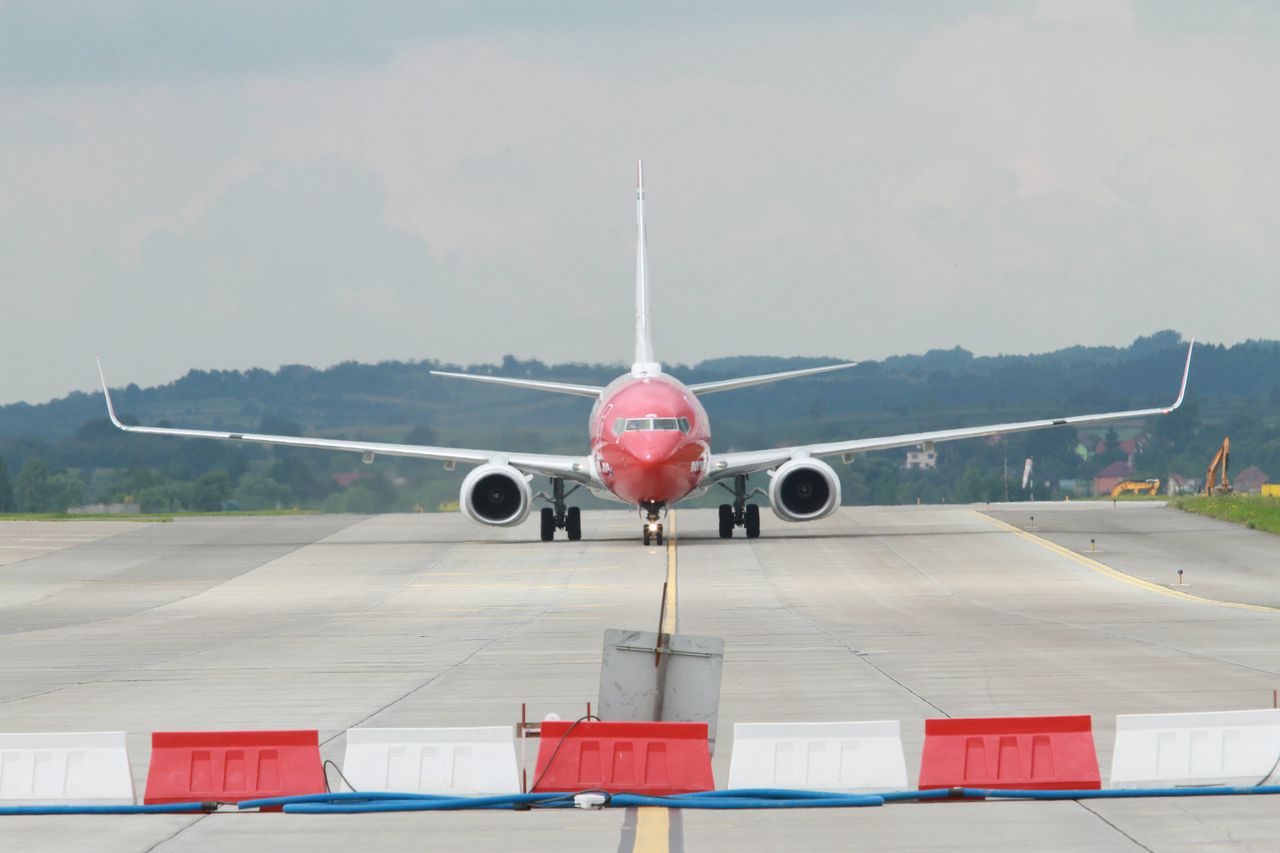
<box><xmin>688</xmin><ymin>362</ymin><xmax>858</xmax><ymax>395</ymax></box>
<box><xmin>430</xmin><ymin>370</ymin><xmax>604</xmax><ymax>398</ymax></box>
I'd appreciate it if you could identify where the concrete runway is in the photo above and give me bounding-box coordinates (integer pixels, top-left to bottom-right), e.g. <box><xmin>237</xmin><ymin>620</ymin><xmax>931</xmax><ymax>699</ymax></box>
<box><xmin>2</xmin><ymin>504</ymin><xmax>1279</xmax><ymax>851</ymax></box>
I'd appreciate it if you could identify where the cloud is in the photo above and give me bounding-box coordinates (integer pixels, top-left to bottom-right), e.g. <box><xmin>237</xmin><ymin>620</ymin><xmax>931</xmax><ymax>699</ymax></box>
<box><xmin>1</xmin><ymin>5</ymin><xmax>1279</xmax><ymax>404</ymax></box>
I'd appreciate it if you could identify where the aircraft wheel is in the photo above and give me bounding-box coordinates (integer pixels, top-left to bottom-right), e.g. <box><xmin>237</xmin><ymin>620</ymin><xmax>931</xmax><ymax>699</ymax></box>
<box><xmin>566</xmin><ymin>506</ymin><xmax>582</xmax><ymax>541</ymax></box>
<box><xmin>643</xmin><ymin>526</ymin><xmax>652</xmax><ymax>546</ymax></box>
<box><xmin>718</xmin><ymin>504</ymin><xmax>734</xmax><ymax>538</ymax></box>
<box><xmin>745</xmin><ymin>504</ymin><xmax>761</xmax><ymax>538</ymax></box>
<box><xmin>655</xmin><ymin>524</ymin><xmax>664</xmax><ymax>545</ymax></box>
<box><xmin>540</xmin><ymin>507</ymin><xmax>555</xmax><ymax>542</ymax></box>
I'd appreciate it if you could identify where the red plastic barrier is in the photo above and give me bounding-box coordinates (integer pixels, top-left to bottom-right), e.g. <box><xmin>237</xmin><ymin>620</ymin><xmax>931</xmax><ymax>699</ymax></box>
<box><xmin>532</xmin><ymin>721</ymin><xmax>714</xmax><ymax>795</ymax></box>
<box><xmin>918</xmin><ymin>715</ymin><xmax>1101</xmax><ymax>791</ymax></box>
<box><xmin>144</xmin><ymin>730</ymin><xmax>326</xmax><ymax>807</ymax></box>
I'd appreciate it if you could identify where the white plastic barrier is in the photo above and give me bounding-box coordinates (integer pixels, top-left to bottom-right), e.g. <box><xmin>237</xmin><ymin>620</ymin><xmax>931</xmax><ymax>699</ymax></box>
<box><xmin>340</xmin><ymin>726</ymin><xmax>520</xmax><ymax>795</ymax></box>
<box><xmin>727</xmin><ymin>721</ymin><xmax>908</xmax><ymax>792</ymax></box>
<box><xmin>0</xmin><ymin>732</ymin><xmax>135</xmax><ymax>804</ymax></box>
<box><xmin>1110</xmin><ymin>709</ymin><xmax>1280</xmax><ymax>788</ymax></box>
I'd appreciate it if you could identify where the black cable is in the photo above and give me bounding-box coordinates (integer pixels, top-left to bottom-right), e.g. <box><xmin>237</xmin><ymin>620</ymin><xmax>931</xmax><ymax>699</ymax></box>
<box><xmin>1255</xmin><ymin>747</ymin><xmax>1280</xmax><ymax>787</ymax></box>
<box><xmin>528</xmin><ymin>788</ymin><xmax>612</xmax><ymax>809</ymax></box>
<box><xmin>323</xmin><ymin>758</ymin><xmax>359</xmax><ymax>794</ymax></box>
<box><xmin>527</xmin><ymin>714</ymin><xmax>601</xmax><ymax>793</ymax></box>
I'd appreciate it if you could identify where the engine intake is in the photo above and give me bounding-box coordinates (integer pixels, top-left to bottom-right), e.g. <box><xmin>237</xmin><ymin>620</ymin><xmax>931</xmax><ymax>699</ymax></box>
<box><xmin>768</xmin><ymin>458</ymin><xmax>841</xmax><ymax>522</ymax></box>
<box><xmin>461</xmin><ymin>464</ymin><xmax>532</xmax><ymax>526</ymax></box>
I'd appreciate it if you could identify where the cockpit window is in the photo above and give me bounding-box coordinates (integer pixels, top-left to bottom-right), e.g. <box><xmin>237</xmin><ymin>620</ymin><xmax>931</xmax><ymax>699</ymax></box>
<box><xmin>613</xmin><ymin>417</ymin><xmax>691</xmax><ymax>434</ymax></box>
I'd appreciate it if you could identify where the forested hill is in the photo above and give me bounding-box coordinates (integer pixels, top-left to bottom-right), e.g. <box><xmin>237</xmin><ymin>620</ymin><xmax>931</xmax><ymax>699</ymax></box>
<box><xmin>3</xmin><ymin>331</ymin><xmax>1276</xmax><ymax>443</ymax></box>
<box><xmin>0</xmin><ymin>330</ymin><xmax>1277</xmax><ymax>515</ymax></box>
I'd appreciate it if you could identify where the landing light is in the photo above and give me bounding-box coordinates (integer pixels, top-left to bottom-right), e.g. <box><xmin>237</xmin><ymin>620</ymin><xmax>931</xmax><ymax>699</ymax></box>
<box><xmin>648</xmin><ymin>522</ymin><xmax>658</xmax><ymax>532</ymax></box>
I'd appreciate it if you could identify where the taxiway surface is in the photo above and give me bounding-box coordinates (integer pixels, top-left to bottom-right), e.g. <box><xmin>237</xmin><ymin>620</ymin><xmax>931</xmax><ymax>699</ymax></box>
<box><xmin>1</xmin><ymin>505</ymin><xmax>1278</xmax><ymax>851</ymax></box>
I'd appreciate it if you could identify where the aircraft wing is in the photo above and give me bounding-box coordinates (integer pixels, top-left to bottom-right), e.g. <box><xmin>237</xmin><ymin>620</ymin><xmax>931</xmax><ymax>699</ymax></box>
<box><xmin>704</xmin><ymin>341</ymin><xmax>1194</xmax><ymax>484</ymax></box>
<box><xmin>96</xmin><ymin>359</ymin><xmax>597</xmax><ymax>484</ymax></box>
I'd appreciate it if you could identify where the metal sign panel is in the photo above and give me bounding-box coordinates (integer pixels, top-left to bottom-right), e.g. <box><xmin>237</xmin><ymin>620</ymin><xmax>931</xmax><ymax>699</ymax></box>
<box><xmin>598</xmin><ymin>628</ymin><xmax>725</xmax><ymax>753</ymax></box>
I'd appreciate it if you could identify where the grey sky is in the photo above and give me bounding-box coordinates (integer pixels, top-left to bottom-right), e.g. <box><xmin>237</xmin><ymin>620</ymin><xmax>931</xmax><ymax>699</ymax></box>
<box><xmin>2</xmin><ymin>1</ymin><xmax>1277</xmax><ymax>405</ymax></box>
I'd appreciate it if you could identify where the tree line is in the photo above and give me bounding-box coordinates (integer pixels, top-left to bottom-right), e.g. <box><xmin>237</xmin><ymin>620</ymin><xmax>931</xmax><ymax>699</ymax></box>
<box><xmin>0</xmin><ymin>331</ymin><xmax>1276</xmax><ymax>514</ymax></box>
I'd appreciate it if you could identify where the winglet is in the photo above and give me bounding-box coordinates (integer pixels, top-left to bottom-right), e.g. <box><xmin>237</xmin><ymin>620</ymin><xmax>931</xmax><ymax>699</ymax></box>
<box><xmin>95</xmin><ymin>355</ymin><xmax>128</xmax><ymax>430</ymax></box>
<box><xmin>1166</xmin><ymin>338</ymin><xmax>1194</xmax><ymax>413</ymax></box>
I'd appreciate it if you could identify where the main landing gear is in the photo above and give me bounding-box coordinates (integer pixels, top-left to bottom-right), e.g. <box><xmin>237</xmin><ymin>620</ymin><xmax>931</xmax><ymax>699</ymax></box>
<box><xmin>641</xmin><ymin>502</ymin><xmax>665</xmax><ymax>546</ymax></box>
<box><xmin>718</xmin><ymin>473</ymin><xmax>764</xmax><ymax>539</ymax></box>
<box><xmin>537</xmin><ymin>478</ymin><xmax>581</xmax><ymax>541</ymax></box>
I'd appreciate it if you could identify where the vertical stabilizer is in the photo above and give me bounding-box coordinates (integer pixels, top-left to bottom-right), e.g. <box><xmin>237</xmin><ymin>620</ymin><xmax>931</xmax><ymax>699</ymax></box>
<box><xmin>633</xmin><ymin>160</ymin><xmax>660</xmax><ymax>376</ymax></box>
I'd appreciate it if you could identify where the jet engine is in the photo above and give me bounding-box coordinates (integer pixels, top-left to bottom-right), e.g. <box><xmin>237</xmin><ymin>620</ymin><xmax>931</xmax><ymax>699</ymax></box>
<box><xmin>460</xmin><ymin>464</ymin><xmax>532</xmax><ymax>527</ymax></box>
<box><xmin>768</xmin><ymin>458</ymin><xmax>841</xmax><ymax>522</ymax></box>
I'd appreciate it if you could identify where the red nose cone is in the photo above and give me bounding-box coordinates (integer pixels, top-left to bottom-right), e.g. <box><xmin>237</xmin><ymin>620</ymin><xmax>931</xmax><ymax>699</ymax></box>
<box><xmin>622</xmin><ymin>432</ymin><xmax>684</xmax><ymax>465</ymax></box>
<box><xmin>609</xmin><ymin>432</ymin><xmax>694</xmax><ymax>504</ymax></box>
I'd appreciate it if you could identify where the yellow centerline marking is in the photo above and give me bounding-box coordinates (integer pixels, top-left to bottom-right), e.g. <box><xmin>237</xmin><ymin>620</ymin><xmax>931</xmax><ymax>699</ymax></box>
<box><xmin>634</xmin><ymin>806</ymin><xmax>670</xmax><ymax>853</ymax></box>
<box><xmin>973</xmin><ymin>510</ymin><xmax>1280</xmax><ymax>614</ymax></box>
<box><xmin>662</xmin><ymin>511</ymin><xmax>678</xmax><ymax>635</ymax></box>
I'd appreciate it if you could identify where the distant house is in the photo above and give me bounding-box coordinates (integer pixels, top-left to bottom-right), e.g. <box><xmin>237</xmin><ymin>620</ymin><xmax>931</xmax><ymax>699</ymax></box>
<box><xmin>1093</xmin><ymin>461</ymin><xmax>1134</xmax><ymax>496</ymax></box>
<box><xmin>1234</xmin><ymin>466</ymin><xmax>1271</xmax><ymax>495</ymax></box>
<box><xmin>1166</xmin><ymin>473</ymin><xmax>1198</xmax><ymax>495</ymax></box>
<box><xmin>1090</xmin><ymin>437</ymin><xmax>1142</xmax><ymax>463</ymax></box>
<box><xmin>1082</xmin><ymin>428</ymin><xmax>1147</xmax><ymax>465</ymax></box>
<box><xmin>1057</xmin><ymin>479</ymin><xmax>1088</xmax><ymax>498</ymax></box>
<box><xmin>904</xmin><ymin>448</ymin><xmax>937</xmax><ymax>470</ymax></box>
<box><xmin>333</xmin><ymin>471</ymin><xmax>365</xmax><ymax>488</ymax></box>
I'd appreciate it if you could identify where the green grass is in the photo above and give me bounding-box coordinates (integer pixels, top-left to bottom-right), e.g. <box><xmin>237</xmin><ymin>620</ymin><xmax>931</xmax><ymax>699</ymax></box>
<box><xmin>1169</xmin><ymin>494</ymin><xmax>1280</xmax><ymax>535</ymax></box>
<box><xmin>0</xmin><ymin>509</ymin><xmax>318</xmax><ymax>523</ymax></box>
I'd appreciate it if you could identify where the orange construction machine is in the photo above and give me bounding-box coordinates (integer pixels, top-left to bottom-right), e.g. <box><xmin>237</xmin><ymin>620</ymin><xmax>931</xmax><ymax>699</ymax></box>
<box><xmin>1110</xmin><ymin>479</ymin><xmax>1161</xmax><ymax>497</ymax></box>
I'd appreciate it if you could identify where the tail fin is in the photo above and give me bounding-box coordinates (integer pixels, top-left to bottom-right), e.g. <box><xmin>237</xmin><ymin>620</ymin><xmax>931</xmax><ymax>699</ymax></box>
<box><xmin>632</xmin><ymin>160</ymin><xmax>659</xmax><ymax>376</ymax></box>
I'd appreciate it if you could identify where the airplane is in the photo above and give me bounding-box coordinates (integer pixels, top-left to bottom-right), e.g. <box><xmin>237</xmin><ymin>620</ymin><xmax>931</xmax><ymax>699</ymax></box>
<box><xmin>97</xmin><ymin>162</ymin><xmax>1195</xmax><ymax>545</ymax></box>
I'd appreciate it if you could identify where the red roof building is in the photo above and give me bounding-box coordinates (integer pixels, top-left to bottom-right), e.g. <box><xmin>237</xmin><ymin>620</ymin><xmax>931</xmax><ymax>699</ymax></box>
<box><xmin>1093</xmin><ymin>460</ymin><xmax>1134</xmax><ymax>496</ymax></box>
<box><xmin>1234</xmin><ymin>466</ymin><xmax>1271</xmax><ymax>495</ymax></box>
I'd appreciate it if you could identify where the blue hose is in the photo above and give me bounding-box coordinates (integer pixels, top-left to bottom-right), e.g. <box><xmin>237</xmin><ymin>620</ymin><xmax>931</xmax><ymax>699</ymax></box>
<box><xmin>610</xmin><ymin>793</ymin><xmax>884</xmax><ymax>809</ymax></box>
<box><xmin>962</xmin><ymin>785</ymin><xmax>1280</xmax><ymax>800</ymax></box>
<box><xmin>0</xmin><ymin>802</ymin><xmax>216</xmax><ymax>815</ymax></box>
<box><xmin>281</xmin><ymin>792</ymin><xmax>577</xmax><ymax>814</ymax></box>
<box><xmin>238</xmin><ymin>791</ymin><xmax>464</xmax><ymax>810</ymax></box>
<box><xmin>676</xmin><ymin>788</ymin><xmax>952</xmax><ymax>803</ymax></box>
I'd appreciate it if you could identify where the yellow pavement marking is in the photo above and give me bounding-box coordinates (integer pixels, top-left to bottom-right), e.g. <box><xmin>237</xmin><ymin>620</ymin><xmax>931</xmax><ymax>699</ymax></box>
<box><xmin>662</xmin><ymin>512</ymin><xmax>678</xmax><ymax>635</ymax></box>
<box><xmin>634</xmin><ymin>806</ymin><xmax>670</xmax><ymax>853</ymax></box>
<box><xmin>974</xmin><ymin>511</ymin><xmax>1280</xmax><ymax>614</ymax></box>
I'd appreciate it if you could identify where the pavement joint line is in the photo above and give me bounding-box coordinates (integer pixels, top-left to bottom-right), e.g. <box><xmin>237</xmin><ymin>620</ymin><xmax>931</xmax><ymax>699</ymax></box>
<box><xmin>973</xmin><ymin>510</ymin><xmax>1280</xmax><ymax>614</ymax></box>
<box><xmin>751</xmin><ymin>511</ymin><xmax>950</xmax><ymax>717</ymax></box>
<box><xmin>320</xmin><ymin>519</ymin><xmax>597</xmax><ymax>748</ymax></box>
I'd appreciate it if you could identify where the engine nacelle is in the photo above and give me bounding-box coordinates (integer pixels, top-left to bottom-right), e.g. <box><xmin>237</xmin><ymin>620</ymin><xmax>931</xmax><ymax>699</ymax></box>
<box><xmin>768</xmin><ymin>457</ymin><xmax>841</xmax><ymax>522</ymax></box>
<box><xmin>460</xmin><ymin>464</ymin><xmax>532</xmax><ymax>527</ymax></box>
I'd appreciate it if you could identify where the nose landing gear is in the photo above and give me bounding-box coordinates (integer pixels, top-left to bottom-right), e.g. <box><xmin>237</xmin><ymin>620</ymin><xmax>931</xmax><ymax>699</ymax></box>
<box><xmin>640</xmin><ymin>502</ymin><xmax>666</xmax><ymax>546</ymax></box>
<box><xmin>536</xmin><ymin>478</ymin><xmax>582</xmax><ymax>541</ymax></box>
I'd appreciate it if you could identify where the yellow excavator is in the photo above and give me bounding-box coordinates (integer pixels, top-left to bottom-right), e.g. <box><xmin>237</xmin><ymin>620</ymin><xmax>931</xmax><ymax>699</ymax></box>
<box><xmin>1110</xmin><ymin>479</ymin><xmax>1161</xmax><ymax>497</ymax></box>
<box><xmin>1205</xmin><ymin>436</ymin><xmax>1231</xmax><ymax>496</ymax></box>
